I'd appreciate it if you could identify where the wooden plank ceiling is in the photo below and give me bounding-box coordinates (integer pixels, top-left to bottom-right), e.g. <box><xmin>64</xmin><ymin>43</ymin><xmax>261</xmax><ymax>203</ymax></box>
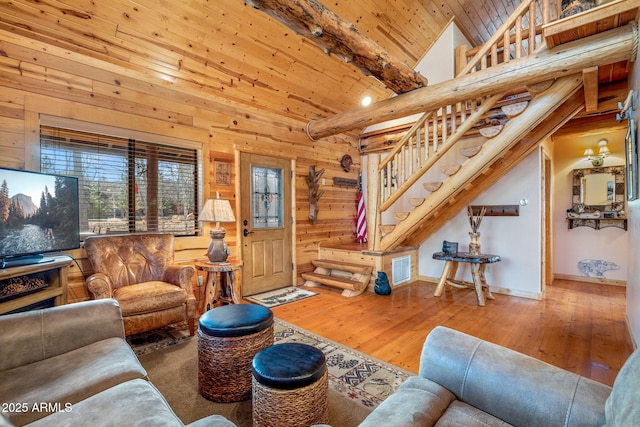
<box><xmin>0</xmin><ymin>0</ymin><xmax>565</xmax><ymax>131</ymax></box>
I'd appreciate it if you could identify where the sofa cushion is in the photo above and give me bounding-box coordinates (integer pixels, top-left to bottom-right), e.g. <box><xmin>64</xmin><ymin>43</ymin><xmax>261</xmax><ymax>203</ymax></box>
<box><xmin>605</xmin><ymin>349</ymin><xmax>640</xmax><ymax>426</ymax></box>
<box><xmin>25</xmin><ymin>379</ymin><xmax>186</xmax><ymax>427</ymax></box>
<box><xmin>114</xmin><ymin>281</ymin><xmax>186</xmax><ymax>315</ymax></box>
<box><xmin>420</xmin><ymin>326</ymin><xmax>610</xmax><ymax>427</ymax></box>
<box><xmin>435</xmin><ymin>401</ymin><xmax>512</xmax><ymax>427</ymax></box>
<box><xmin>0</xmin><ymin>338</ymin><xmax>146</xmax><ymax>425</ymax></box>
<box><xmin>358</xmin><ymin>376</ymin><xmax>455</xmax><ymax>427</ymax></box>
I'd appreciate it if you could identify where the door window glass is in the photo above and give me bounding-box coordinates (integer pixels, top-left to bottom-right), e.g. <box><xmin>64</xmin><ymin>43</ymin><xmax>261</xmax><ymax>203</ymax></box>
<box><xmin>251</xmin><ymin>166</ymin><xmax>282</xmax><ymax>228</ymax></box>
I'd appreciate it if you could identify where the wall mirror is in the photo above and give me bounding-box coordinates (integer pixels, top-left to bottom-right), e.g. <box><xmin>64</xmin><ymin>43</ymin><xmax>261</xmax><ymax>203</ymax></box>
<box><xmin>572</xmin><ymin>166</ymin><xmax>625</xmax><ymax>212</ymax></box>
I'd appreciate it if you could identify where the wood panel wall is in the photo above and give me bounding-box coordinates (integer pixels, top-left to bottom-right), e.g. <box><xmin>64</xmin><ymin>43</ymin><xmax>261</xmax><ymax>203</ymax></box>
<box><xmin>0</xmin><ymin>0</ymin><xmax>391</xmax><ymax>302</ymax></box>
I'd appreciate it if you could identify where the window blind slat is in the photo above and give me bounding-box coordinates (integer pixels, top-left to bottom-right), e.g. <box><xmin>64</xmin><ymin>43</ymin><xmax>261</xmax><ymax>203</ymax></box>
<box><xmin>40</xmin><ymin>126</ymin><xmax>198</xmax><ymax>237</ymax></box>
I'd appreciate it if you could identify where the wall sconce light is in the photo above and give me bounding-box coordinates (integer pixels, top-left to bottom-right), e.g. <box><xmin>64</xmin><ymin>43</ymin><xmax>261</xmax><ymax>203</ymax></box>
<box><xmin>198</xmin><ymin>196</ymin><xmax>236</xmax><ymax>263</ymax></box>
<box><xmin>584</xmin><ymin>139</ymin><xmax>610</xmax><ymax>167</ymax></box>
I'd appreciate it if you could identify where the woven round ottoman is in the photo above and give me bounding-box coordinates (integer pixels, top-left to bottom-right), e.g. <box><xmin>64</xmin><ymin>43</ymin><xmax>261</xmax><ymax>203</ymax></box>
<box><xmin>252</xmin><ymin>342</ymin><xmax>328</xmax><ymax>427</ymax></box>
<box><xmin>198</xmin><ymin>304</ymin><xmax>273</xmax><ymax>402</ymax></box>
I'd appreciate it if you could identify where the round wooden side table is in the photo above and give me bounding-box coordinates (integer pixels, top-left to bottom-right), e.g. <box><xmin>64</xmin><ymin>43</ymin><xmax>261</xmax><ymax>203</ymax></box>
<box><xmin>195</xmin><ymin>259</ymin><xmax>244</xmax><ymax>311</ymax></box>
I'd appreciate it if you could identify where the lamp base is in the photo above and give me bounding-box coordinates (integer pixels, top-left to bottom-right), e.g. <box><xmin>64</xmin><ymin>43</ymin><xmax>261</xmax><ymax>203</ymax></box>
<box><xmin>207</xmin><ymin>228</ymin><xmax>230</xmax><ymax>263</ymax></box>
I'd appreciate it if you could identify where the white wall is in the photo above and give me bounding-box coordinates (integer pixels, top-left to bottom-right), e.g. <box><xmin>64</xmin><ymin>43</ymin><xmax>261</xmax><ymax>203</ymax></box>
<box><xmin>418</xmin><ymin>150</ymin><xmax>543</xmax><ymax>299</ymax></box>
<box><xmin>364</xmin><ymin>21</ymin><xmax>466</xmax><ymax>133</ymax></box>
<box><xmin>551</xmin><ymin>130</ymin><xmax>628</xmax><ymax>282</ymax></box>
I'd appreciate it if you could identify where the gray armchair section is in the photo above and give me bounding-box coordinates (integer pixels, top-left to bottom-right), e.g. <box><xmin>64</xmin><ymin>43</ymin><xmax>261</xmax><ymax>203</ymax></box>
<box><xmin>0</xmin><ymin>299</ymin><xmax>235</xmax><ymax>427</ymax></box>
<box><xmin>360</xmin><ymin>326</ymin><xmax>640</xmax><ymax>427</ymax></box>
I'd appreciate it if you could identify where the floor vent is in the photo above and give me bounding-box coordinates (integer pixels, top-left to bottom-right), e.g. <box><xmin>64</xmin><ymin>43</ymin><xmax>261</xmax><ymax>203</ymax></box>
<box><xmin>392</xmin><ymin>255</ymin><xmax>411</xmax><ymax>286</ymax></box>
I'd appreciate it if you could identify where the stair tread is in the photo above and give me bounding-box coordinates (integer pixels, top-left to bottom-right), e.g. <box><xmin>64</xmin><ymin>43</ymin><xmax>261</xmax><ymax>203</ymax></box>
<box><xmin>301</xmin><ymin>272</ymin><xmax>366</xmax><ymax>291</ymax></box>
<box><xmin>312</xmin><ymin>259</ymin><xmax>372</xmax><ymax>273</ymax></box>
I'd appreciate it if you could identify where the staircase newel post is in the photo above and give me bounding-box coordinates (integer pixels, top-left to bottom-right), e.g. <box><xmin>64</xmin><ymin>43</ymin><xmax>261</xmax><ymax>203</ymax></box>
<box><xmin>367</xmin><ymin>154</ymin><xmax>381</xmax><ymax>251</ymax></box>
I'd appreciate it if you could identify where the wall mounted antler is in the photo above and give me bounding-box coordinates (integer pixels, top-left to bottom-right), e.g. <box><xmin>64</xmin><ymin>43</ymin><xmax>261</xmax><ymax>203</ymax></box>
<box><xmin>306</xmin><ymin>166</ymin><xmax>325</xmax><ymax>225</ymax></box>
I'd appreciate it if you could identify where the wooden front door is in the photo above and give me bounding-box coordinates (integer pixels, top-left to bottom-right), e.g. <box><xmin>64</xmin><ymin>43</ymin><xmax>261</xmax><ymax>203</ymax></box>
<box><xmin>240</xmin><ymin>153</ymin><xmax>293</xmax><ymax>296</ymax></box>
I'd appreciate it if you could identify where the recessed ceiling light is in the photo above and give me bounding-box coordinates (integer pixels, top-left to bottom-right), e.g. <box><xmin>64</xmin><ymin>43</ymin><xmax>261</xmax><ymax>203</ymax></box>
<box><xmin>361</xmin><ymin>96</ymin><xmax>372</xmax><ymax>107</ymax></box>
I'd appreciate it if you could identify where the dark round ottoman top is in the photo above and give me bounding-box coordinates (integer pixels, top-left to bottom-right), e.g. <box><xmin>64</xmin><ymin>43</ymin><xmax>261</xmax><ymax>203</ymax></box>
<box><xmin>252</xmin><ymin>342</ymin><xmax>327</xmax><ymax>389</ymax></box>
<box><xmin>199</xmin><ymin>304</ymin><xmax>273</xmax><ymax>338</ymax></box>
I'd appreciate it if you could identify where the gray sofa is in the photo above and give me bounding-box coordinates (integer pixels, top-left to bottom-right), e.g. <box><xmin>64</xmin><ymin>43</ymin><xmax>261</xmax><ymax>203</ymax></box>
<box><xmin>0</xmin><ymin>299</ymin><xmax>235</xmax><ymax>427</ymax></box>
<box><xmin>359</xmin><ymin>326</ymin><xmax>639</xmax><ymax>427</ymax></box>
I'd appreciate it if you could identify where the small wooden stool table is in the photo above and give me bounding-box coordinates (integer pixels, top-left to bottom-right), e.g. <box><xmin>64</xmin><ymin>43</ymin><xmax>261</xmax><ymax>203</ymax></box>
<box><xmin>195</xmin><ymin>259</ymin><xmax>243</xmax><ymax>312</ymax></box>
<box><xmin>432</xmin><ymin>251</ymin><xmax>501</xmax><ymax>306</ymax></box>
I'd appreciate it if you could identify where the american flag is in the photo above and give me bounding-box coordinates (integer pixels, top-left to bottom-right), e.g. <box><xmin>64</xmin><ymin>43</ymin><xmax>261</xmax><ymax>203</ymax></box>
<box><xmin>356</xmin><ymin>175</ymin><xmax>367</xmax><ymax>243</ymax></box>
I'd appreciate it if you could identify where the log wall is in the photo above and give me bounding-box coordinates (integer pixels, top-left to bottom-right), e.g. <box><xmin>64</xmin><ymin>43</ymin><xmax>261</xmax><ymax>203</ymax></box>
<box><xmin>0</xmin><ymin>1</ymin><xmax>389</xmax><ymax>302</ymax></box>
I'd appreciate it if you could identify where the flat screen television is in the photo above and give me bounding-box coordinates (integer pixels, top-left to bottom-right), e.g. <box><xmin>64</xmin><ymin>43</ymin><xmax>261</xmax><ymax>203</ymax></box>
<box><xmin>0</xmin><ymin>167</ymin><xmax>80</xmax><ymax>268</ymax></box>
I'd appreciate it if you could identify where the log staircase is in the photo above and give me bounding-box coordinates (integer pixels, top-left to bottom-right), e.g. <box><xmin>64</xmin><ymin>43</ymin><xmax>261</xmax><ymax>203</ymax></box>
<box><xmin>304</xmin><ymin>0</ymin><xmax>639</xmax><ymax>295</ymax></box>
<box><xmin>368</xmin><ymin>0</ymin><xmax>638</xmax><ymax>252</ymax></box>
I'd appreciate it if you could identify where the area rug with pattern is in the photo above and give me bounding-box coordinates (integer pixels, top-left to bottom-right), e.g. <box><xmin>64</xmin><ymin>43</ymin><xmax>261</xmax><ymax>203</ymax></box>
<box><xmin>127</xmin><ymin>321</ymin><xmax>193</xmax><ymax>356</ymax></box>
<box><xmin>129</xmin><ymin>317</ymin><xmax>412</xmax><ymax>408</ymax></box>
<box><xmin>245</xmin><ymin>286</ymin><xmax>318</xmax><ymax>308</ymax></box>
<box><xmin>274</xmin><ymin>318</ymin><xmax>412</xmax><ymax>408</ymax></box>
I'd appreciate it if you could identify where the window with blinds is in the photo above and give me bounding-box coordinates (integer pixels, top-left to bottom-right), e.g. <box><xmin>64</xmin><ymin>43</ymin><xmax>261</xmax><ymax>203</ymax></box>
<box><xmin>40</xmin><ymin>125</ymin><xmax>199</xmax><ymax>237</ymax></box>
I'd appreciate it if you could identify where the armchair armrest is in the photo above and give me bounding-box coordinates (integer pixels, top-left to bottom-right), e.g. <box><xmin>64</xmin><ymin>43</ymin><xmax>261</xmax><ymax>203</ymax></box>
<box><xmin>0</xmin><ymin>299</ymin><xmax>126</xmax><ymax>372</ymax></box>
<box><xmin>419</xmin><ymin>327</ymin><xmax>611</xmax><ymax>427</ymax></box>
<box><xmin>164</xmin><ymin>264</ymin><xmax>195</xmax><ymax>296</ymax></box>
<box><xmin>86</xmin><ymin>272</ymin><xmax>114</xmax><ymax>299</ymax></box>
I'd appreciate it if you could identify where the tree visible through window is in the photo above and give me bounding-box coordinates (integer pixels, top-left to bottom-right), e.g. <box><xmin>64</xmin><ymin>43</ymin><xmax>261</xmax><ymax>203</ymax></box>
<box><xmin>40</xmin><ymin>126</ymin><xmax>199</xmax><ymax>237</ymax></box>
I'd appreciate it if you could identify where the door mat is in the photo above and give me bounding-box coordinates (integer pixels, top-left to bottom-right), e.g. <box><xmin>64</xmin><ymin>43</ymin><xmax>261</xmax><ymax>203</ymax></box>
<box><xmin>246</xmin><ymin>286</ymin><xmax>318</xmax><ymax>308</ymax></box>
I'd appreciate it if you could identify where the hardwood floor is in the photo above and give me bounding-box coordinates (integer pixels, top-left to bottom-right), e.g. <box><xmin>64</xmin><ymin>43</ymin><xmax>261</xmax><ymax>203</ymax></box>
<box><xmin>269</xmin><ymin>279</ymin><xmax>633</xmax><ymax>387</ymax></box>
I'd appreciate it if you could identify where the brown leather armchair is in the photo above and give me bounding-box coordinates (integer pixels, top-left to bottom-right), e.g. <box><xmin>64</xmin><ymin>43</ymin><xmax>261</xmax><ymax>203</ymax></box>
<box><xmin>84</xmin><ymin>233</ymin><xmax>196</xmax><ymax>336</ymax></box>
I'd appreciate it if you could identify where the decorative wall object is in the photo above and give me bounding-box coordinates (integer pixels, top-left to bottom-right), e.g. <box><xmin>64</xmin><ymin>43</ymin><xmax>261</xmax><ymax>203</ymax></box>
<box><xmin>214</xmin><ymin>161</ymin><xmax>231</xmax><ymax>185</ymax></box>
<box><xmin>333</xmin><ymin>177</ymin><xmax>358</xmax><ymax>187</ymax></box>
<box><xmin>306</xmin><ymin>166</ymin><xmax>325</xmax><ymax>225</ymax></box>
<box><xmin>618</xmin><ymin>89</ymin><xmax>636</xmax><ymax>200</ymax></box>
<box><xmin>469</xmin><ymin>205</ymin><xmax>519</xmax><ymax>216</ymax></box>
<box><xmin>340</xmin><ymin>154</ymin><xmax>353</xmax><ymax>172</ymax></box>
<box><xmin>577</xmin><ymin>259</ymin><xmax>620</xmax><ymax>278</ymax></box>
<box><xmin>625</xmin><ymin>118</ymin><xmax>637</xmax><ymax>200</ymax></box>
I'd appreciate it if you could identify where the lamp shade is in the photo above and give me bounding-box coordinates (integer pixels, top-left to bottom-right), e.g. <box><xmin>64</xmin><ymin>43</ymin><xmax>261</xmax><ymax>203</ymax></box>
<box><xmin>583</xmin><ymin>148</ymin><xmax>594</xmax><ymax>157</ymax></box>
<box><xmin>199</xmin><ymin>198</ymin><xmax>236</xmax><ymax>223</ymax></box>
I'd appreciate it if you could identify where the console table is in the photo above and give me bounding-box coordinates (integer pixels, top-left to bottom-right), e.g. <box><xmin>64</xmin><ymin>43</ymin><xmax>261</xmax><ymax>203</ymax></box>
<box><xmin>432</xmin><ymin>252</ymin><xmax>501</xmax><ymax>307</ymax></box>
<box><xmin>195</xmin><ymin>259</ymin><xmax>243</xmax><ymax>311</ymax></box>
<box><xmin>0</xmin><ymin>256</ymin><xmax>72</xmax><ymax>314</ymax></box>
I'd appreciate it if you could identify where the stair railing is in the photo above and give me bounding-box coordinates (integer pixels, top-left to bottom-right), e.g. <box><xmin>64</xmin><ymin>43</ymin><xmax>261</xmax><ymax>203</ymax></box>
<box><xmin>372</xmin><ymin>0</ymin><xmax>559</xmax><ymax>251</ymax></box>
<box><xmin>378</xmin><ymin>94</ymin><xmax>506</xmax><ymax>211</ymax></box>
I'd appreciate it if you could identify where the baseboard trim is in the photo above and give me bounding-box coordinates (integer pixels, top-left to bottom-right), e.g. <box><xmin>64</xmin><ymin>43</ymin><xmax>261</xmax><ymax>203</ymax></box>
<box><xmin>554</xmin><ymin>274</ymin><xmax>626</xmax><ymax>287</ymax></box>
<box><xmin>419</xmin><ymin>276</ymin><xmax>542</xmax><ymax>300</ymax></box>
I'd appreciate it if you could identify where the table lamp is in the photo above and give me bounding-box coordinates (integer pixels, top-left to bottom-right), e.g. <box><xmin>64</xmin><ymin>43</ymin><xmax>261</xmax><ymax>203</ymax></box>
<box><xmin>199</xmin><ymin>197</ymin><xmax>236</xmax><ymax>263</ymax></box>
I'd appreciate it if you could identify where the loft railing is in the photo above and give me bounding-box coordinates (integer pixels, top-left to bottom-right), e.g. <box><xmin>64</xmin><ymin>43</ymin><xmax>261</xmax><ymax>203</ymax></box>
<box><xmin>456</xmin><ymin>0</ymin><xmax>555</xmax><ymax>76</ymax></box>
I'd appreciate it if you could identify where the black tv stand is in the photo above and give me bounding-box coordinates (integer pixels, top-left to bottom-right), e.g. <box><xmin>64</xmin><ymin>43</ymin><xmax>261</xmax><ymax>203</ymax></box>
<box><xmin>0</xmin><ymin>255</ymin><xmax>55</xmax><ymax>269</ymax></box>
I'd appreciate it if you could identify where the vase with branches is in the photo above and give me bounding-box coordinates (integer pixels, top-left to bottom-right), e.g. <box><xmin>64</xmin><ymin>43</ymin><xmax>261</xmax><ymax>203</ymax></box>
<box><xmin>467</xmin><ymin>206</ymin><xmax>486</xmax><ymax>255</ymax></box>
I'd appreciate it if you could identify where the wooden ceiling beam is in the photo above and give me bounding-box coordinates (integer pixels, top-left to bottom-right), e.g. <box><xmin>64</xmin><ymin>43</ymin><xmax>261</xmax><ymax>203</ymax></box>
<box><xmin>583</xmin><ymin>66</ymin><xmax>599</xmax><ymax>113</ymax></box>
<box><xmin>245</xmin><ymin>0</ymin><xmax>428</xmax><ymax>94</ymax></box>
<box><xmin>305</xmin><ymin>23</ymin><xmax>637</xmax><ymax>140</ymax></box>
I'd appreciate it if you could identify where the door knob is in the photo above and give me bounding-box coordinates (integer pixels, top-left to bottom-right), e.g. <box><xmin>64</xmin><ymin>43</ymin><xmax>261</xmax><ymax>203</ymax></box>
<box><xmin>243</xmin><ymin>229</ymin><xmax>254</xmax><ymax>237</ymax></box>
